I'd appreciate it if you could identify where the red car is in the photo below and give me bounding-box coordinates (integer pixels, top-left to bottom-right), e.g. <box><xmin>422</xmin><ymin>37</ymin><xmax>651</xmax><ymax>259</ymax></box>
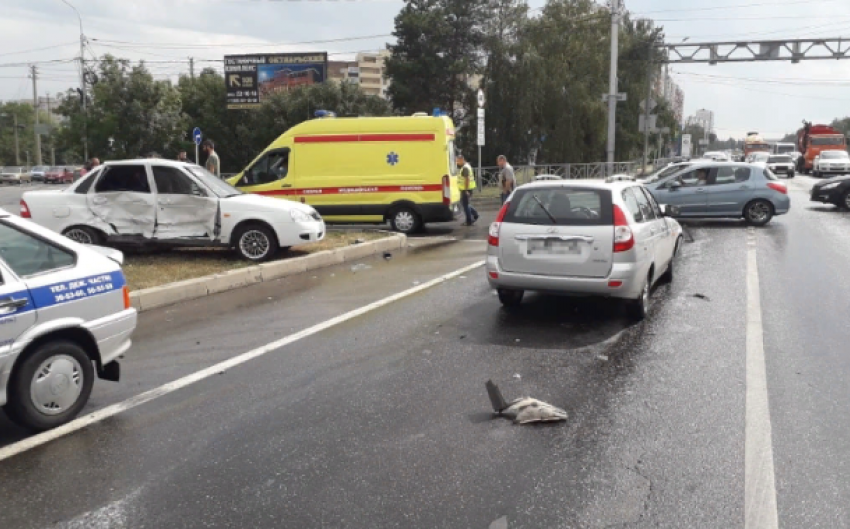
<box><xmin>44</xmin><ymin>166</ymin><xmax>74</xmax><ymax>184</ymax></box>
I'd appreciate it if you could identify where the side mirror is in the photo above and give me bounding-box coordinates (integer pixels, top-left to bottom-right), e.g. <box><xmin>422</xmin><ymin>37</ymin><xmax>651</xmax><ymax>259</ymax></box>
<box><xmin>661</xmin><ymin>204</ymin><xmax>681</xmax><ymax>217</ymax></box>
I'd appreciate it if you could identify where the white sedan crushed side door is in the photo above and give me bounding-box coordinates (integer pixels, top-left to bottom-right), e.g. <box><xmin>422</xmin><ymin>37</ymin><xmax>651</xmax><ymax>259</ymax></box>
<box><xmin>150</xmin><ymin>165</ymin><xmax>219</xmax><ymax>239</ymax></box>
<box><xmin>86</xmin><ymin>163</ymin><xmax>156</xmax><ymax>238</ymax></box>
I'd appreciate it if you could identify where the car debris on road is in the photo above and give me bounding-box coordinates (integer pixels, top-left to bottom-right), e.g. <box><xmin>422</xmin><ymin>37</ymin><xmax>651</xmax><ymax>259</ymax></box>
<box><xmin>486</xmin><ymin>380</ymin><xmax>568</xmax><ymax>424</ymax></box>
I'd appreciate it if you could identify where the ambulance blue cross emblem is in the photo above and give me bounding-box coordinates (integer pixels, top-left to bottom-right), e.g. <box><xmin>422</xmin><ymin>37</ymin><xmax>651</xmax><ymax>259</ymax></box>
<box><xmin>387</xmin><ymin>152</ymin><xmax>399</xmax><ymax>166</ymax></box>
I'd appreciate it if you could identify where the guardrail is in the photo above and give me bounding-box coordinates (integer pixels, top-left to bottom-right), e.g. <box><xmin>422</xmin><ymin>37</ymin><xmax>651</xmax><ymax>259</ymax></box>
<box><xmin>477</xmin><ymin>162</ymin><xmax>640</xmax><ymax>187</ymax></box>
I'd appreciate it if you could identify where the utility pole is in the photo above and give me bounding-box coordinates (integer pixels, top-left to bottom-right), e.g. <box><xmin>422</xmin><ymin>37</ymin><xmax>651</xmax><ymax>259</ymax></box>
<box><xmin>605</xmin><ymin>0</ymin><xmax>621</xmax><ymax>175</ymax></box>
<box><xmin>189</xmin><ymin>57</ymin><xmax>195</xmax><ymax>79</ymax></box>
<box><xmin>641</xmin><ymin>29</ymin><xmax>655</xmax><ymax>174</ymax></box>
<box><xmin>31</xmin><ymin>65</ymin><xmax>42</xmax><ymax>167</ymax></box>
<box><xmin>80</xmin><ymin>32</ymin><xmax>88</xmax><ymax>161</ymax></box>
<box><xmin>60</xmin><ymin>0</ymin><xmax>88</xmax><ymax>161</ymax></box>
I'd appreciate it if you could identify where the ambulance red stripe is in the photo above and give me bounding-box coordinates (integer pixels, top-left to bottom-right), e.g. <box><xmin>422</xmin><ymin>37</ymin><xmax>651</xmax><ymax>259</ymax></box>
<box><xmin>294</xmin><ymin>133</ymin><xmax>436</xmax><ymax>143</ymax></box>
<box><xmin>256</xmin><ymin>184</ymin><xmax>443</xmax><ymax>196</ymax></box>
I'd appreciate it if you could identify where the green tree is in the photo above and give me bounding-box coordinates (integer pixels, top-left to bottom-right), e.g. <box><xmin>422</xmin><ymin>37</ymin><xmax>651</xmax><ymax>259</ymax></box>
<box><xmin>830</xmin><ymin>117</ymin><xmax>850</xmax><ymax>137</ymax></box>
<box><xmin>0</xmin><ymin>102</ymin><xmax>37</xmax><ymax>166</ymax></box>
<box><xmin>523</xmin><ymin>0</ymin><xmax>617</xmax><ymax>163</ymax></box>
<box><xmin>386</xmin><ymin>0</ymin><xmax>487</xmax><ymax>115</ymax></box>
<box><xmin>477</xmin><ymin>0</ymin><xmax>534</xmax><ymax>165</ymax></box>
<box><xmin>56</xmin><ymin>55</ymin><xmax>185</xmax><ymax>160</ymax></box>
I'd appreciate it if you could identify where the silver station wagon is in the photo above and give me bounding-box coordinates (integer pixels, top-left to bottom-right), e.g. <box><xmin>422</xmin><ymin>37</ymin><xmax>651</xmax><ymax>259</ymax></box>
<box><xmin>486</xmin><ymin>179</ymin><xmax>683</xmax><ymax>320</ymax></box>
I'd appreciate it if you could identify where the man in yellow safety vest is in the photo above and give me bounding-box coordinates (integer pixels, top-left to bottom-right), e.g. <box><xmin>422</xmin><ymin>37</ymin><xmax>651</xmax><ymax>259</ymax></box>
<box><xmin>456</xmin><ymin>154</ymin><xmax>479</xmax><ymax>226</ymax></box>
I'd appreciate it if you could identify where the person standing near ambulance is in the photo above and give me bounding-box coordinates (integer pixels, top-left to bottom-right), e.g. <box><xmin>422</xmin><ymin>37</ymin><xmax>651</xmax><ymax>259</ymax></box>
<box><xmin>497</xmin><ymin>155</ymin><xmax>515</xmax><ymax>204</ymax></box>
<box><xmin>456</xmin><ymin>154</ymin><xmax>479</xmax><ymax>226</ymax></box>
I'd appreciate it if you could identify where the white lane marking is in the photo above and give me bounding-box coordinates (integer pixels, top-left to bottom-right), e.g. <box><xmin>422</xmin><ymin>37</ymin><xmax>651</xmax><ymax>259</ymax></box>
<box><xmin>745</xmin><ymin>228</ymin><xmax>779</xmax><ymax>529</ymax></box>
<box><xmin>0</xmin><ymin>260</ymin><xmax>486</xmax><ymax>462</ymax></box>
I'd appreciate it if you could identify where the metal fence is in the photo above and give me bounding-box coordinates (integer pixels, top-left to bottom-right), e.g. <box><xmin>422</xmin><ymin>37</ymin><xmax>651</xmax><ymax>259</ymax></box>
<box><xmin>477</xmin><ymin>162</ymin><xmax>640</xmax><ymax>188</ymax></box>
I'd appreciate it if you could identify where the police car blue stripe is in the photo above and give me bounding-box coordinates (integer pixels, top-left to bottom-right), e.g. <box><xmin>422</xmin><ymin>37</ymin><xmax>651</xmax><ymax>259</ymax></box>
<box><xmin>28</xmin><ymin>271</ymin><xmax>127</xmax><ymax>309</ymax></box>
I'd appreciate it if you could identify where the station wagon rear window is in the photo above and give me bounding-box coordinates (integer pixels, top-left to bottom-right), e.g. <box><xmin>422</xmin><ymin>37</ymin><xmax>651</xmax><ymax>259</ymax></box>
<box><xmin>504</xmin><ymin>187</ymin><xmax>613</xmax><ymax>226</ymax></box>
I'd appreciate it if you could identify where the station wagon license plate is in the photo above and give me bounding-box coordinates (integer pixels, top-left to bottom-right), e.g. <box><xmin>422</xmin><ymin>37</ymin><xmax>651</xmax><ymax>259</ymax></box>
<box><xmin>527</xmin><ymin>239</ymin><xmax>580</xmax><ymax>255</ymax></box>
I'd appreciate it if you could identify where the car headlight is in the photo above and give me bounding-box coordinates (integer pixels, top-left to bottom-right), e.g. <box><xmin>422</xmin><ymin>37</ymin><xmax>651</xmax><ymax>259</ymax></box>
<box><xmin>290</xmin><ymin>209</ymin><xmax>313</xmax><ymax>222</ymax></box>
<box><xmin>821</xmin><ymin>182</ymin><xmax>841</xmax><ymax>190</ymax></box>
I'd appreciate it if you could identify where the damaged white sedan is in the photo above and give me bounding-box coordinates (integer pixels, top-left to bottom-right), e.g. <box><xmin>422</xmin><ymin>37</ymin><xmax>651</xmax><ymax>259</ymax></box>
<box><xmin>20</xmin><ymin>159</ymin><xmax>325</xmax><ymax>261</ymax></box>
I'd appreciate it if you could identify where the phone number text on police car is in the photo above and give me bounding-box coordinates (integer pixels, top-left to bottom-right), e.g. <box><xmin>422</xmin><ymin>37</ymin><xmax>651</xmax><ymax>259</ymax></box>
<box><xmin>49</xmin><ymin>274</ymin><xmax>116</xmax><ymax>303</ymax></box>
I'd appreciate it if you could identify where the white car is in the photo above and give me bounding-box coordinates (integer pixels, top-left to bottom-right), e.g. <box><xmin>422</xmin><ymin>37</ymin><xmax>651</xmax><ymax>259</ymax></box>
<box><xmin>20</xmin><ymin>160</ymin><xmax>325</xmax><ymax>261</ymax></box>
<box><xmin>813</xmin><ymin>150</ymin><xmax>850</xmax><ymax>178</ymax></box>
<box><xmin>702</xmin><ymin>151</ymin><xmax>729</xmax><ymax>162</ymax></box>
<box><xmin>746</xmin><ymin>152</ymin><xmax>770</xmax><ymax>164</ymax></box>
<box><xmin>0</xmin><ymin>166</ymin><xmax>33</xmax><ymax>185</ymax></box>
<box><xmin>486</xmin><ymin>180</ymin><xmax>683</xmax><ymax>321</ymax></box>
<box><xmin>766</xmin><ymin>155</ymin><xmax>795</xmax><ymax>178</ymax></box>
<box><xmin>0</xmin><ymin>209</ymin><xmax>136</xmax><ymax>430</ymax></box>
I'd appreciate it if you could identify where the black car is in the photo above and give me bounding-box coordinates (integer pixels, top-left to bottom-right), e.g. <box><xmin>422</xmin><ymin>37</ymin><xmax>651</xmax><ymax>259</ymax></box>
<box><xmin>810</xmin><ymin>175</ymin><xmax>850</xmax><ymax>209</ymax></box>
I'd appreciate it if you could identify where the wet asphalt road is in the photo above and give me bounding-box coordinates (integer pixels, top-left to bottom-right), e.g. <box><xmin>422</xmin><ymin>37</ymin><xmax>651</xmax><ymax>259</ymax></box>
<box><xmin>2</xmin><ymin>177</ymin><xmax>850</xmax><ymax>528</ymax></box>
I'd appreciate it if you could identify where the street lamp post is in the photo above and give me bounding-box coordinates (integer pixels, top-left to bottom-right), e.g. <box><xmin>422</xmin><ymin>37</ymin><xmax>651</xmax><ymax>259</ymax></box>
<box><xmin>59</xmin><ymin>0</ymin><xmax>88</xmax><ymax>161</ymax></box>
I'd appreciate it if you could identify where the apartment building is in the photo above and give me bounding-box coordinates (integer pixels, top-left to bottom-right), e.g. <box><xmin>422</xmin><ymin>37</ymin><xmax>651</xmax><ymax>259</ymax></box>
<box><xmin>327</xmin><ymin>50</ymin><xmax>391</xmax><ymax>99</ymax></box>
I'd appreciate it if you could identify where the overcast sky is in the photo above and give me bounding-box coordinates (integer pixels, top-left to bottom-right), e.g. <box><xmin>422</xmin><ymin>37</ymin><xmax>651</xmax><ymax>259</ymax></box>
<box><xmin>2</xmin><ymin>0</ymin><xmax>849</xmax><ymax>140</ymax></box>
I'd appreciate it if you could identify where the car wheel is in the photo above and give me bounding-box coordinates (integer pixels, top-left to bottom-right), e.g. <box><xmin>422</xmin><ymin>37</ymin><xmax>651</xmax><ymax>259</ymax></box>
<box><xmin>660</xmin><ymin>237</ymin><xmax>681</xmax><ymax>284</ymax></box>
<box><xmin>62</xmin><ymin>226</ymin><xmax>102</xmax><ymax>245</ymax></box>
<box><xmin>497</xmin><ymin>289</ymin><xmax>524</xmax><ymax>307</ymax></box>
<box><xmin>840</xmin><ymin>190</ymin><xmax>850</xmax><ymax>211</ymax></box>
<box><xmin>389</xmin><ymin>206</ymin><xmax>422</xmax><ymax>234</ymax></box>
<box><xmin>744</xmin><ymin>200</ymin><xmax>774</xmax><ymax>226</ymax></box>
<box><xmin>626</xmin><ymin>276</ymin><xmax>650</xmax><ymax>321</ymax></box>
<box><xmin>4</xmin><ymin>340</ymin><xmax>94</xmax><ymax>431</ymax></box>
<box><xmin>235</xmin><ymin>223</ymin><xmax>278</xmax><ymax>262</ymax></box>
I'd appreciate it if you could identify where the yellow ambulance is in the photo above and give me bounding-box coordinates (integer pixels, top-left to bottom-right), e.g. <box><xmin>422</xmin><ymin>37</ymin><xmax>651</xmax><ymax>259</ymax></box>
<box><xmin>228</xmin><ymin>113</ymin><xmax>462</xmax><ymax>234</ymax></box>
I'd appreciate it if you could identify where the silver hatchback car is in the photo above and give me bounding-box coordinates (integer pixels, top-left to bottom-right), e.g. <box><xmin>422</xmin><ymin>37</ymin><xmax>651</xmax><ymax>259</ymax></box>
<box><xmin>487</xmin><ymin>180</ymin><xmax>683</xmax><ymax>320</ymax></box>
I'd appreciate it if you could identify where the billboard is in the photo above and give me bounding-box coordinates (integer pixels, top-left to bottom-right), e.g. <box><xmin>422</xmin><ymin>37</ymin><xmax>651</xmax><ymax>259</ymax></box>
<box><xmin>224</xmin><ymin>53</ymin><xmax>328</xmax><ymax>110</ymax></box>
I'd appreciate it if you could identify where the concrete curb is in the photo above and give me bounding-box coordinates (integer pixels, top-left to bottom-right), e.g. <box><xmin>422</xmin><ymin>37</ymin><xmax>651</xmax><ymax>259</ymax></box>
<box><xmin>130</xmin><ymin>234</ymin><xmax>407</xmax><ymax>313</ymax></box>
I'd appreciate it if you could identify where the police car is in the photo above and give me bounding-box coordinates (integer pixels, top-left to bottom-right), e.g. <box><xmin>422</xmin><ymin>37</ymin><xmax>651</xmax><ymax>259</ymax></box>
<box><xmin>0</xmin><ymin>208</ymin><xmax>136</xmax><ymax>431</ymax></box>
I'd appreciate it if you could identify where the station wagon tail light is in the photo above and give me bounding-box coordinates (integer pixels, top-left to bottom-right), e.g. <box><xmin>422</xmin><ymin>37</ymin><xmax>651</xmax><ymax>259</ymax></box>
<box><xmin>20</xmin><ymin>199</ymin><xmax>31</xmax><ymax>218</ymax></box>
<box><xmin>613</xmin><ymin>204</ymin><xmax>634</xmax><ymax>252</ymax></box>
<box><xmin>442</xmin><ymin>174</ymin><xmax>451</xmax><ymax>205</ymax></box>
<box><xmin>767</xmin><ymin>182</ymin><xmax>787</xmax><ymax>194</ymax></box>
<box><xmin>488</xmin><ymin>202</ymin><xmax>510</xmax><ymax>247</ymax></box>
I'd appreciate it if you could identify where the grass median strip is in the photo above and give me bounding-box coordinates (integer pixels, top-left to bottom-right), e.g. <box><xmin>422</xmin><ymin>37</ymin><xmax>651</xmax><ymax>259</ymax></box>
<box><xmin>122</xmin><ymin>231</ymin><xmax>387</xmax><ymax>291</ymax></box>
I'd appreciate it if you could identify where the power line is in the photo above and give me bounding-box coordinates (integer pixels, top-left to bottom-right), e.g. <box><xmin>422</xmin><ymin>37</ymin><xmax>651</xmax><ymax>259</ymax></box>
<box><xmin>0</xmin><ymin>58</ymin><xmax>78</xmax><ymax>68</ymax></box>
<box><xmin>664</xmin><ymin>20</ymin><xmax>850</xmax><ymax>40</ymax></box>
<box><xmin>675</xmin><ymin>77</ymin><xmax>850</xmax><ymax>101</ymax></box>
<box><xmin>653</xmin><ymin>15</ymin><xmax>850</xmax><ymax>22</ymax></box>
<box><xmin>673</xmin><ymin>72</ymin><xmax>850</xmax><ymax>86</ymax></box>
<box><xmin>0</xmin><ymin>41</ymin><xmax>79</xmax><ymax>58</ymax></box>
<box><xmin>90</xmin><ymin>33</ymin><xmax>393</xmax><ymax>50</ymax></box>
<box><xmin>635</xmin><ymin>0</ymin><xmax>842</xmax><ymax>15</ymax></box>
